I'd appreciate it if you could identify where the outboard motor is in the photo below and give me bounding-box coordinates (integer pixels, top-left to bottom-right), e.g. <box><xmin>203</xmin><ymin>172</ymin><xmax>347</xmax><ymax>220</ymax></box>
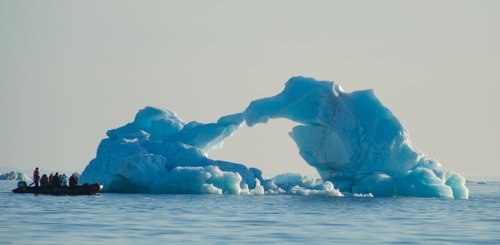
<box><xmin>17</xmin><ymin>181</ymin><xmax>27</xmax><ymax>188</ymax></box>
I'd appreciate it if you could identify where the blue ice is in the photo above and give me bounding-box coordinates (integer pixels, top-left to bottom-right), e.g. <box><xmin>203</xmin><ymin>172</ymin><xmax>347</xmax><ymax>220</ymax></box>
<box><xmin>80</xmin><ymin>76</ymin><xmax>468</xmax><ymax>198</ymax></box>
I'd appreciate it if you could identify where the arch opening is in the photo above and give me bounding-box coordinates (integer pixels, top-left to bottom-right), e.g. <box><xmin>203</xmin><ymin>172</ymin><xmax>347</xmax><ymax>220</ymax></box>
<box><xmin>209</xmin><ymin>118</ymin><xmax>319</xmax><ymax>178</ymax></box>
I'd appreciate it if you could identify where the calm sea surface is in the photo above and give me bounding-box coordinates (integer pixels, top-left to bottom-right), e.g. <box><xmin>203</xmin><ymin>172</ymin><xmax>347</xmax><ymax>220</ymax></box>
<box><xmin>0</xmin><ymin>180</ymin><xmax>499</xmax><ymax>244</ymax></box>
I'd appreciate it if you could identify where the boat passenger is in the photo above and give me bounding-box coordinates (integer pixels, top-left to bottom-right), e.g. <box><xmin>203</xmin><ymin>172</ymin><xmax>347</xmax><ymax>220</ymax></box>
<box><xmin>52</xmin><ymin>172</ymin><xmax>61</xmax><ymax>187</ymax></box>
<box><xmin>48</xmin><ymin>173</ymin><xmax>53</xmax><ymax>187</ymax></box>
<box><xmin>69</xmin><ymin>174</ymin><xmax>79</xmax><ymax>187</ymax></box>
<box><xmin>40</xmin><ymin>174</ymin><xmax>49</xmax><ymax>187</ymax></box>
<box><xmin>32</xmin><ymin>167</ymin><xmax>40</xmax><ymax>187</ymax></box>
<box><xmin>61</xmin><ymin>174</ymin><xmax>68</xmax><ymax>187</ymax></box>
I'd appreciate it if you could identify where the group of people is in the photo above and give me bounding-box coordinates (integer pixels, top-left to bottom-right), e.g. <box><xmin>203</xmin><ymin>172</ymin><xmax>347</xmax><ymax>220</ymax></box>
<box><xmin>32</xmin><ymin>167</ymin><xmax>79</xmax><ymax>188</ymax></box>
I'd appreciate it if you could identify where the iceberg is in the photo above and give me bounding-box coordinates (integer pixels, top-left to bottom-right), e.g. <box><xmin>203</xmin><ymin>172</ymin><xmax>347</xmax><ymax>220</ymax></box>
<box><xmin>80</xmin><ymin>76</ymin><xmax>468</xmax><ymax>199</ymax></box>
<box><xmin>0</xmin><ymin>171</ymin><xmax>31</xmax><ymax>181</ymax></box>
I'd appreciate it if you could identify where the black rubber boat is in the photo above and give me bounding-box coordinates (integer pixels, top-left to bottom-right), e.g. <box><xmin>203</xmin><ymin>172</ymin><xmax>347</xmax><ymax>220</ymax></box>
<box><xmin>12</xmin><ymin>181</ymin><xmax>103</xmax><ymax>195</ymax></box>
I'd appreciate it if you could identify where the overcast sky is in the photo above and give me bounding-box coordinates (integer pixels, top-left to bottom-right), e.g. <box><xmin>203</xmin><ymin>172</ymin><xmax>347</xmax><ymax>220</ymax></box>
<box><xmin>1</xmin><ymin>1</ymin><xmax>499</xmax><ymax>178</ymax></box>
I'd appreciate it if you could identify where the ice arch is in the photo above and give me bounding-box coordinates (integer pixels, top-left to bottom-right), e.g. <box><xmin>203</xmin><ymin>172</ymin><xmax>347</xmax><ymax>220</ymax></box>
<box><xmin>242</xmin><ymin>76</ymin><xmax>468</xmax><ymax>198</ymax></box>
<box><xmin>80</xmin><ymin>76</ymin><xmax>468</xmax><ymax>198</ymax></box>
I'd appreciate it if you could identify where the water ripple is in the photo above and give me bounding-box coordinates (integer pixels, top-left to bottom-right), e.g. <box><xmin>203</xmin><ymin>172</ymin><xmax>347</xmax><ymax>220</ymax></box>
<box><xmin>0</xmin><ymin>181</ymin><xmax>499</xmax><ymax>244</ymax></box>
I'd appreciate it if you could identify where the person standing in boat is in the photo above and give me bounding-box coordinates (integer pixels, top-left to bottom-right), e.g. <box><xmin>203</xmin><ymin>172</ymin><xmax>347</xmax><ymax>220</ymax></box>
<box><xmin>32</xmin><ymin>167</ymin><xmax>40</xmax><ymax>187</ymax></box>
<box><xmin>69</xmin><ymin>174</ymin><xmax>79</xmax><ymax>187</ymax></box>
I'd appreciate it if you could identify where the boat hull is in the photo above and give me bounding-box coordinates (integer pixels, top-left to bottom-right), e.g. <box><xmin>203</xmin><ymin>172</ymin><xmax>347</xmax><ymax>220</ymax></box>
<box><xmin>12</xmin><ymin>184</ymin><xmax>103</xmax><ymax>195</ymax></box>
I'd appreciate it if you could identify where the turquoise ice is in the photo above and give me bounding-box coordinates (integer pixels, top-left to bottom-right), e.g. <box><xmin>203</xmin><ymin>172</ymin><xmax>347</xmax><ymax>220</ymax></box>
<box><xmin>244</xmin><ymin>77</ymin><xmax>468</xmax><ymax>199</ymax></box>
<box><xmin>81</xmin><ymin>76</ymin><xmax>468</xmax><ymax>198</ymax></box>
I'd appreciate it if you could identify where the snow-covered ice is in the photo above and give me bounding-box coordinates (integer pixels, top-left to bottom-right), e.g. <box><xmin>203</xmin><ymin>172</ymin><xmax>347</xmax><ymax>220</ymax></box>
<box><xmin>80</xmin><ymin>76</ymin><xmax>468</xmax><ymax>198</ymax></box>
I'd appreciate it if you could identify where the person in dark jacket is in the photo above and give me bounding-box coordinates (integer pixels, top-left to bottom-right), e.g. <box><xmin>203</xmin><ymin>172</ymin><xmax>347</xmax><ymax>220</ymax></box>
<box><xmin>48</xmin><ymin>173</ymin><xmax>53</xmax><ymax>187</ymax></box>
<box><xmin>40</xmin><ymin>174</ymin><xmax>49</xmax><ymax>187</ymax></box>
<box><xmin>69</xmin><ymin>174</ymin><xmax>79</xmax><ymax>187</ymax></box>
<box><xmin>32</xmin><ymin>167</ymin><xmax>40</xmax><ymax>187</ymax></box>
<box><xmin>52</xmin><ymin>172</ymin><xmax>61</xmax><ymax>187</ymax></box>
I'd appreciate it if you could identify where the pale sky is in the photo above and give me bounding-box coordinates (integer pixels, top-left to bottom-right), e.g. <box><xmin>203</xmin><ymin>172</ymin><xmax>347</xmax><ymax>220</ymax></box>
<box><xmin>0</xmin><ymin>1</ymin><xmax>499</xmax><ymax>178</ymax></box>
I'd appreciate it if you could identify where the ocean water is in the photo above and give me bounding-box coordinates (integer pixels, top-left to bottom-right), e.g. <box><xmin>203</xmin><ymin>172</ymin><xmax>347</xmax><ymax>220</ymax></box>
<box><xmin>0</xmin><ymin>180</ymin><xmax>499</xmax><ymax>244</ymax></box>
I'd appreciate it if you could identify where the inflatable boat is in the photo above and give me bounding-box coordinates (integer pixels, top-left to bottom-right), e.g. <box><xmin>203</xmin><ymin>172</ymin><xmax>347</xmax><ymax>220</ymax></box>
<box><xmin>12</xmin><ymin>181</ymin><xmax>103</xmax><ymax>195</ymax></box>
